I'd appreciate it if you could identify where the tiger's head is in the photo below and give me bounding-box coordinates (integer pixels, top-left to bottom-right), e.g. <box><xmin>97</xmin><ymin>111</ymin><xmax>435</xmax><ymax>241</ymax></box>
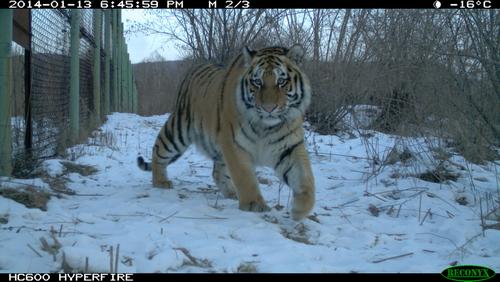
<box><xmin>238</xmin><ymin>45</ymin><xmax>311</xmax><ymax>126</ymax></box>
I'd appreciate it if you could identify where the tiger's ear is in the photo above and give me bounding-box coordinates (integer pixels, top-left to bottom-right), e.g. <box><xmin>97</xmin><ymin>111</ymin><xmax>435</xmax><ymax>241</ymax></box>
<box><xmin>242</xmin><ymin>46</ymin><xmax>256</xmax><ymax>67</ymax></box>
<box><xmin>287</xmin><ymin>44</ymin><xmax>305</xmax><ymax>64</ymax></box>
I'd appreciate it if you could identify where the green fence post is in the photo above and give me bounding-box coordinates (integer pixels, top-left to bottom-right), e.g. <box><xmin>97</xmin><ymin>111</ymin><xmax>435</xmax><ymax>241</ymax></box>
<box><xmin>131</xmin><ymin>75</ymin><xmax>135</xmax><ymax>113</ymax></box>
<box><xmin>93</xmin><ymin>9</ymin><xmax>102</xmax><ymax>125</ymax></box>
<box><xmin>121</xmin><ymin>33</ymin><xmax>126</xmax><ymax>112</ymax></box>
<box><xmin>104</xmin><ymin>10</ymin><xmax>111</xmax><ymax>116</ymax></box>
<box><xmin>134</xmin><ymin>84</ymin><xmax>138</xmax><ymax>114</ymax></box>
<box><xmin>125</xmin><ymin>52</ymin><xmax>129</xmax><ymax>112</ymax></box>
<box><xmin>133</xmin><ymin>75</ymin><xmax>138</xmax><ymax>114</ymax></box>
<box><xmin>116</xmin><ymin>11</ymin><xmax>122</xmax><ymax>112</ymax></box>
<box><xmin>127</xmin><ymin>52</ymin><xmax>132</xmax><ymax>112</ymax></box>
<box><xmin>69</xmin><ymin>10</ymin><xmax>81</xmax><ymax>144</ymax></box>
<box><xmin>130</xmin><ymin>57</ymin><xmax>134</xmax><ymax>113</ymax></box>
<box><xmin>130</xmin><ymin>56</ymin><xmax>134</xmax><ymax>113</ymax></box>
<box><xmin>111</xmin><ymin>10</ymin><xmax>116</xmax><ymax>112</ymax></box>
<box><xmin>121</xmin><ymin>41</ymin><xmax>126</xmax><ymax>112</ymax></box>
<box><xmin>0</xmin><ymin>10</ymin><xmax>13</xmax><ymax>176</ymax></box>
<box><xmin>112</xmin><ymin>10</ymin><xmax>119</xmax><ymax>112</ymax></box>
<box><xmin>127</xmin><ymin>48</ymin><xmax>131</xmax><ymax>113</ymax></box>
<box><xmin>124</xmin><ymin>53</ymin><xmax>128</xmax><ymax>113</ymax></box>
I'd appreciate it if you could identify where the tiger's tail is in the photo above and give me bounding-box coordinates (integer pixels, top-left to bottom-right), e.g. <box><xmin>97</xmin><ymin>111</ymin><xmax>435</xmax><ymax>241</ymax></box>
<box><xmin>137</xmin><ymin>156</ymin><xmax>152</xmax><ymax>171</ymax></box>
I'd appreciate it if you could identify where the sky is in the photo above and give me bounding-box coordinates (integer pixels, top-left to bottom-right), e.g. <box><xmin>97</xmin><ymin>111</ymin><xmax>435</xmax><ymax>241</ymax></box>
<box><xmin>122</xmin><ymin>10</ymin><xmax>181</xmax><ymax>63</ymax></box>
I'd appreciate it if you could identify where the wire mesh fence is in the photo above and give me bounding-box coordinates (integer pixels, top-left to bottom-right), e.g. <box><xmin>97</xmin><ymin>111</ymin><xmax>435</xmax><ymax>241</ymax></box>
<box><xmin>79</xmin><ymin>34</ymin><xmax>94</xmax><ymax>133</ymax></box>
<box><xmin>1</xmin><ymin>9</ymin><xmax>138</xmax><ymax>177</ymax></box>
<box><xmin>30</xmin><ymin>10</ymin><xmax>71</xmax><ymax>165</ymax></box>
<box><xmin>11</xmin><ymin>44</ymin><xmax>26</xmax><ymax>159</ymax></box>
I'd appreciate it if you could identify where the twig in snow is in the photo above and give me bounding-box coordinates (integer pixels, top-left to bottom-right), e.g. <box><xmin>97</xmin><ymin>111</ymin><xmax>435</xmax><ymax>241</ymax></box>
<box><xmin>334</xmin><ymin>198</ymin><xmax>359</xmax><ymax>208</ymax></box>
<box><xmin>3</xmin><ymin>225</ymin><xmax>111</xmax><ymax>236</ymax></box>
<box><xmin>446</xmin><ymin>210</ymin><xmax>455</xmax><ymax>218</ymax></box>
<box><xmin>372</xmin><ymin>252</ymin><xmax>413</xmax><ymax>263</ymax></box>
<box><xmin>450</xmin><ymin>233</ymin><xmax>482</xmax><ymax>259</ymax></box>
<box><xmin>420</xmin><ymin>208</ymin><xmax>432</xmax><ymax>225</ymax></box>
<box><xmin>27</xmin><ymin>243</ymin><xmax>43</xmax><ymax>257</ymax></box>
<box><xmin>479</xmin><ymin>198</ymin><xmax>485</xmax><ymax>237</ymax></box>
<box><xmin>418</xmin><ymin>193</ymin><xmax>422</xmax><ymax>223</ymax></box>
<box><xmin>173</xmin><ymin>247</ymin><xmax>212</xmax><ymax>268</ymax></box>
<box><xmin>159</xmin><ymin>211</ymin><xmax>179</xmax><ymax>223</ymax></box>
<box><xmin>396</xmin><ymin>204</ymin><xmax>402</xmax><ymax>218</ymax></box>
<box><xmin>364</xmin><ymin>191</ymin><xmax>387</xmax><ymax>202</ymax></box>
<box><xmin>109</xmin><ymin>211</ymin><xmax>179</xmax><ymax>222</ymax></box>
<box><xmin>213</xmin><ymin>193</ymin><xmax>220</xmax><ymax>210</ymax></box>
<box><xmin>115</xmin><ymin>244</ymin><xmax>120</xmax><ymax>273</ymax></box>
<box><xmin>425</xmin><ymin>192</ymin><xmax>459</xmax><ymax>211</ymax></box>
<box><xmin>326</xmin><ymin>182</ymin><xmax>345</xmax><ymax>190</ymax></box>
<box><xmin>311</xmin><ymin>151</ymin><xmax>371</xmax><ymax>160</ymax></box>
<box><xmin>40</xmin><ymin>235</ymin><xmax>60</xmax><ymax>261</ymax></box>
<box><xmin>107</xmin><ymin>213</ymin><xmax>145</xmax><ymax>217</ymax></box>
<box><xmin>61</xmin><ymin>252</ymin><xmax>72</xmax><ymax>273</ymax></box>
<box><xmin>277</xmin><ymin>182</ymin><xmax>283</xmax><ymax>207</ymax></box>
<box><xmin>174</xmin><ymin>247</ymin><xmax>197</xmax><ymax>265</ymax></box>
<box><xmin>174</xmin><ymin>215</ymin><xmax>228</xmax><ymax>220</ymax></box>
<box><xmin>338</xmin><ymin>208</ymin><xmax>353</xmax><ymax>225</ymax></box>
<box><xmin>109</xmin><ymin>245</ymin><xmax>114</xmax><ymax>273</ymax></box>
<box><xmin>371</xmin><ymin>186</ymin><xmax>428</xmax><ymax>195</ymax></box>
<box><xmin>418</xmin><ymin>232</ymin><xmax>459</xmax><ymax>249</ymax></box>
<box><xmin>73</xmin><ymin>193</ymin><xmax>107</xmax><ymax>197</ymax></box>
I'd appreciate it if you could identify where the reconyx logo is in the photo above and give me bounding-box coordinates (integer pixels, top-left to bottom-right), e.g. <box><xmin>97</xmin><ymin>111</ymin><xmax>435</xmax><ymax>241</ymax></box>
<box><xmin>442</xmin><ymin>265</ymin><xmax>496</xmax><ymax>282</ymax></box>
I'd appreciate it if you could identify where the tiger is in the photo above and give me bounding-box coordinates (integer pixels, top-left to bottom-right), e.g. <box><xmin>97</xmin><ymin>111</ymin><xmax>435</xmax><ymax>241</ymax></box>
<box><xmin>137</xmin><ymin>45</ymin><xmax>315</xmax><ymax>220</ymax></box>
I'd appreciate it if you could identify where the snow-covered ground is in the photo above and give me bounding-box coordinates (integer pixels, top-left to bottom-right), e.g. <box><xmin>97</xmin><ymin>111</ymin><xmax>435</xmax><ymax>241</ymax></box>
<box><xmin>1</xmin><ymin>112</ymin><xmax>498</xmax><ymax>273</ymax></box>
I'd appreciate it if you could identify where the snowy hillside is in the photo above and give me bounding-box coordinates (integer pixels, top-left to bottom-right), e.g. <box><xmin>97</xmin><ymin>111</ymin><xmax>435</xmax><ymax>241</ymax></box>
<box><xmin>0</xmin><ymin>112</ymin><xmax>498</xmax><ymax>273</ymax></box>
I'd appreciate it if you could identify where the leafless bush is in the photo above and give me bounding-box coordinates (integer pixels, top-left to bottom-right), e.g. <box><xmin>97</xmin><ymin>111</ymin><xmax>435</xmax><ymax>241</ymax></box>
<box><xmin>133</xmin><ymin>59</ymin><xmax>193</xmax><ymax>115</ymax></box>
<box><xmin>129</xmin><ymin>9</ymin><xmax>499</xmax><ymax>164</ymax></box>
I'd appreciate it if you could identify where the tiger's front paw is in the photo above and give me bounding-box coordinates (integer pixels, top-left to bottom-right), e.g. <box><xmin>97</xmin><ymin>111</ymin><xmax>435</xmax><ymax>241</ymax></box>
<box><xmin>291</xmin><ymin>191</ymin><xmax>315</xmax><ymax>220</ymax></box>
<box><xmin>239</xmin><ymin>199</ymin><xmax>271</xmax><ymax>212</ymax></box>
<box><xmin>153</xmin><ymin>179</ymin><xmax>173</xmax><ymax>189</ymax></box>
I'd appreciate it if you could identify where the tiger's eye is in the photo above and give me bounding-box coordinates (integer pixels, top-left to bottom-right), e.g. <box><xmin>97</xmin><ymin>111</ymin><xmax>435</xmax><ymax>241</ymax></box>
<box><xmin>251</xmin><ymin>79</ymin><xmax>262</xmax><ymax>87</ymax></box>
<box><xmin>277</xmin><ymin>78</ymin><xmax>288</xmax><ymax>86</ymax></box>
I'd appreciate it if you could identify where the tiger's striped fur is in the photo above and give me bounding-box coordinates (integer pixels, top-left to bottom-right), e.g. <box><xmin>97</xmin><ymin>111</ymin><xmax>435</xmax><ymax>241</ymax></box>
<box><xmin>138</xmin><ymin>45</ymin><xmax>314</xmax><ymax>220</ymax></box>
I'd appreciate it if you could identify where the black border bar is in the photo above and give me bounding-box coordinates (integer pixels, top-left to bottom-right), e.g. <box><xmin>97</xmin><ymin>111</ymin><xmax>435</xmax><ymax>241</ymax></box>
<box><xmin>3</xmin><ymin>0</ymin><xmax>499</xmax><ymax>9</ymax></box>
<box><xmin>2</xmin><ymin>273</ymin><xmax>450</xmax><ymax>282</ymax></box>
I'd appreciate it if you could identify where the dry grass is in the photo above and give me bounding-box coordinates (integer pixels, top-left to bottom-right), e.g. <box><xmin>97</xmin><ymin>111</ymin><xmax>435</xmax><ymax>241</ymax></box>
<box><xmin>236</xmin><ymin>262</ymin><xmax>258</xmax><ymax>273</ymax></box>
<box><xmin>417</xmin><ymin>164</ymin><xmax>459</xmax><ymax>183</ymax></box>
<box><xmin>280</xmin><ymin>223</ymin><xmax>314</xmax><ymax>245</ymax></box>
<box><xmin>60</xmin><ymin>161</ymin><xmax>98</xmax><ymax>176</ymax></box>
<box><xmin>174</xmin><ymin>247</ymin><xmax>213</xmax><ymax>269</ymax></box>
<box><xmin>0</xmin><ymin>214</ymin><xmax>8</xmax><ymax>224</ymax></box>
<box><xmin>42</xmin><ymin>176</ymin><xmax>74</xmax><ymax>195</ymax></box>
<box><xmin>0</xmin><ymin>187</ymin><xmax>50</xmax><ymax>211</ymax></box>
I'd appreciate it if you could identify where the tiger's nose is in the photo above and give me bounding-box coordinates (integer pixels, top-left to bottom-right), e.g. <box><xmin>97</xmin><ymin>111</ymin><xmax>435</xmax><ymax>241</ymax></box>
<box><xmin>261</xmin><ymin>104</ymin><xmax>277</xmax><ymax>113</ymax></box>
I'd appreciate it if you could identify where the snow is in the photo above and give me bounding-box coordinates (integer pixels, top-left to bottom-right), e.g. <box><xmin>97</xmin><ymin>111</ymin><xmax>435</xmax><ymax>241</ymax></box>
<box><xmin>0</xmin><ymin>112</ymin><xmax>498</xmax><ymax>273</ymax></box>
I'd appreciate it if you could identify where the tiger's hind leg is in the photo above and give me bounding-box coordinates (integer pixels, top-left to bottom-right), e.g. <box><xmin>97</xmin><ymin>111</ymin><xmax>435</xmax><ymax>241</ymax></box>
<box><xmin>151</xmin><ymin>148</ymin><xmax>173</xmax><ymax>188</ymax></box>
<box><xmin>151</xmin><ymin>115</ymin><xmax>190</xmax><ymax>188</ymax></box>
<box><xmin>212</xmin><ymin>161</ymin><xmax>237</xmax><ymax>199</ymax></box>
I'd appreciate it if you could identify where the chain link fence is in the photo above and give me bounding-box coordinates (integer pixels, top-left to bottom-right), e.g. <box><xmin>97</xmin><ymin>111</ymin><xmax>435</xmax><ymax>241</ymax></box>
<box><xmin>2</xmin><ymin>9</ymin><xmax>137</xmax><ymax>177</ymax></box>
<box><xmin>30</xmin><ymin>10</ymin><xmax>71</xmax><ymax>165</ymax></box>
